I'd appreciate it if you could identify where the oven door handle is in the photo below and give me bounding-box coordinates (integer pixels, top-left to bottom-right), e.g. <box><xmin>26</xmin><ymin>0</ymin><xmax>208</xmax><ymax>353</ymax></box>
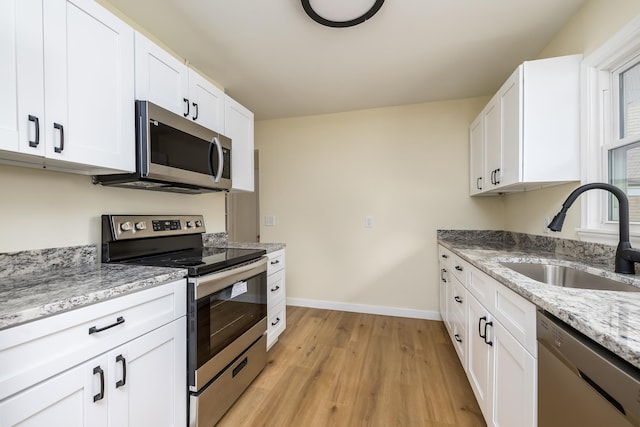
<box><xmin>192</xmin><ymin>257</ymin><xmax>267</xmax><ymax>299</ymax></box>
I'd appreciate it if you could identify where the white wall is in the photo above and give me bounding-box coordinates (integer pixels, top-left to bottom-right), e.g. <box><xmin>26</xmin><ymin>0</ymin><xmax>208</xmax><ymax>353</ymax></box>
<box><xmin>0</xmin><ymin>165</ymin><xmax>226</xmax><ymax>252</ymax></box>
<box><xmin>256</xmin><ymin>98</ymin><xmax>505</xmax><ymax>316</ymax></box>
<box><xmin>503</xmin><ymin>0</ymin><xmax>640</xmax><ymax>240</ymax></box>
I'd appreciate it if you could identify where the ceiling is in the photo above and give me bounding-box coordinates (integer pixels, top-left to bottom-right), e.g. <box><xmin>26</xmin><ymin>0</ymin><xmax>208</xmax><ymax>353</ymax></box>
<box><xmin>104</xmin><ymin>0</ymin><xmax>587</xmax><ymax>120</ymax></box>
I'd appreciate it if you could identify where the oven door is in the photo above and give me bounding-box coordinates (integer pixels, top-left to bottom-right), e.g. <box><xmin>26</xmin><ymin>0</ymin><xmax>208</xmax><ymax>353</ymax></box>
<box><xmin>187</xmin><ymin>257</ymin><xmax>267</xmax><ymax>391</ymax></box>
<box><xmin>139</xmin><ymin>100</ymin><xmax>232</xmax><ymax>190</ymax></box>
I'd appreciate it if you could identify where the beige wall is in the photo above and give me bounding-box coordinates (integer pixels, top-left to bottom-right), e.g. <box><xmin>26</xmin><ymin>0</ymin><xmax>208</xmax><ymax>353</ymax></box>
<box><xmin>256</xmin><ymin>98</ymin><xmax>504</xmax><ymax>314</ymax></box>
<box><xmin>0</xmin><ymin>165</ymin><xmax>226</xmax><ymax>253</ymax></box>
<box><xmin>503</xmin><ymin>0</ymin><xmax>640</xmax><ymax>239</ymax></box>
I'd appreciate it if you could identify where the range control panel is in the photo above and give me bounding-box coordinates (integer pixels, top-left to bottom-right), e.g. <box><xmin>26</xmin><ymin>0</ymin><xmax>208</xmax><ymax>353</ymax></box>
<box><xmin>107</xmin><ymin>215</ymin><xmax>205</xmax><ymax>240</ymax></box>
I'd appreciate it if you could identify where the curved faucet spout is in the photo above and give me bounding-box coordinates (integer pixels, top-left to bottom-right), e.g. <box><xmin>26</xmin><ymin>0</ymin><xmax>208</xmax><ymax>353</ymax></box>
<box><xmin>548</xmin><ymin>183</ymin><xmax>638</xmax><ymax>274</ymax></box>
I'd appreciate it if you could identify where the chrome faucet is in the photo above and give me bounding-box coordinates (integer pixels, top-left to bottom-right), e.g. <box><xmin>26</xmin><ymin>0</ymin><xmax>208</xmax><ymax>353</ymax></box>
<box><xmin>548</xmin><ymin>182</ymin><xmax>640</xmax><ymax>274</ymax></box>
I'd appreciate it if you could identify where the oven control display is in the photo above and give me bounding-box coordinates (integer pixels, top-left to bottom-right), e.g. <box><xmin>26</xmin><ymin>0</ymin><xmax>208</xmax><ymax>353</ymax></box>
<box><xmin>152</xmin><ymin>219</ymin><xmax>182</xmax><ymax>231</ymax></box>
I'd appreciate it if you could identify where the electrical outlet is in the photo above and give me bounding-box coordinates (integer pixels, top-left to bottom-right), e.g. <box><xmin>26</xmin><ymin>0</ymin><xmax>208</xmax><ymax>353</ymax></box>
<box><xmin>365</xmin><ymin>215</ymin><xmax>374</xmax><ymax>228</ymax></box>
<box><xmin>264</xmin><ymin>215</ymin><xmax>275</xmax><ymax>227</ymax></box>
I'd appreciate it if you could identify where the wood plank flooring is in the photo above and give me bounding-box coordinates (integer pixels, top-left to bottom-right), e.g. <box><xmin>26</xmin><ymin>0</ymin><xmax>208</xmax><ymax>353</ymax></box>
<box><xmin>217</xmin><ymin>306</ymin><xmax>485</xmax><ymax>427</ymax></box>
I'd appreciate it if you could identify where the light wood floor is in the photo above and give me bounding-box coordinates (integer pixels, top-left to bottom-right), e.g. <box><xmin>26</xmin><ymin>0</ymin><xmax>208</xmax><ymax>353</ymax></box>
<box><xmin>217</xmin><ymin>306</ymin><xmax>485</xmax><ymax>427</ymax></box>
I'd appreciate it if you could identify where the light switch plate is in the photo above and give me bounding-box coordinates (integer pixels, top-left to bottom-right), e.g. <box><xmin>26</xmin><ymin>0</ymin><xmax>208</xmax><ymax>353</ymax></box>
<box><xmin>265</xmin><ymin>215</ymin><xmax>275</xmax><ymax>227</ymax></box>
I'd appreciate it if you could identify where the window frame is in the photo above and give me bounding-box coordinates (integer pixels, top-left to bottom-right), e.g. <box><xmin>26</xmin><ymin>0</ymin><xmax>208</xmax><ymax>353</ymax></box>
<box><xmin>579</xmin><ymin>16</ymin><xmax>640</xmax><ymax>245</ymax></box>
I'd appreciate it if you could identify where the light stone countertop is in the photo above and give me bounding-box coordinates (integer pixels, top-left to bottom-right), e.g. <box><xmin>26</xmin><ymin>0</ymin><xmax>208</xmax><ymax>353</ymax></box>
<box><xmin>225</xmin><ymin>242</ymin><xmax>286</xmax><ymax>253</ymax></box>
<box><xmin>0</xmin><ymin>262</ymin><xmax>187</xmax><ymax>330</ymax></box>
<box><xmin>438</xmin><ymin>231</ymin><xmax>640</xmax><ymax>369</ymax></box>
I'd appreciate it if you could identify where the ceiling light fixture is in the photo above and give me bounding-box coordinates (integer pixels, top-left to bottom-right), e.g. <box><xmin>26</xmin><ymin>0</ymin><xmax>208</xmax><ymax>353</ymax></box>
<box><xmin>301</xmin><ymin>0</ymin><xmax>385</xmax><ymax>28</ymax></box>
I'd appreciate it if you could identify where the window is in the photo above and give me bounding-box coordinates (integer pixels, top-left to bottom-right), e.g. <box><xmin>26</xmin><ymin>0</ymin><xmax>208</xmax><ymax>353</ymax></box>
<box><xmin>580</xmin><ymin>16</ymin><xmax>640</xmax><ymax>245</ymax></box>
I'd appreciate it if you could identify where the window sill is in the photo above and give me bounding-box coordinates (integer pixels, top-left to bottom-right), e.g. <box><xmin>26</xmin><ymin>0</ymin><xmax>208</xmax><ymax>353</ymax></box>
<box><xmin>577</xmin><ymin>228</ymin><xmax>640</xmax><ymax>247</ymax></box>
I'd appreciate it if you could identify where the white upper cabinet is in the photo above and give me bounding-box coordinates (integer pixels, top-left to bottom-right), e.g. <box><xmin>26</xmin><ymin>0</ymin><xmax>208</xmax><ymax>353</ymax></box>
<box><xmin>469</xmin><ymin>115</ymin><xmax>484</xmax><ymax>195</ymax></box>
<box><xmin>471</xmin><ymin>54</ymin><xmax>582</xmax><ymax>195</ymax></box>
<box><xmin>0</xmin><ymin>0</ymin><xmax>45</xmax><ymax>164</ymax></box>
<box><xmin>134</xmin><ymin>32</ymin><xmax>225</xmax><ymax>134</ymax></box>
<box><xmin>188</xmin><ymin>69</ymin><xmax>225</xmax><ymax>133</ymax></box>
<box><xmin>0</xmin><ymin>0</ymin><xmax>135</xmax><ymax>174</ymax></box>
<box><xmin>134</xmin><ymin>32</ymin><xmax>189</xmax><ymax>117</ymax></box>
<box><xmin>225</xmin><ymin>95</ymin><xmax>255</xmax><ymax>191</ymax></box>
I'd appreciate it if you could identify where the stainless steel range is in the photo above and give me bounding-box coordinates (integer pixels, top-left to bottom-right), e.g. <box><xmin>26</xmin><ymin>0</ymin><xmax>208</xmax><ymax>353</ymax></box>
<box><xmin>102</xmin><ymin>215</ymin><xmax>267</xmax><ymax>427</ymax></box>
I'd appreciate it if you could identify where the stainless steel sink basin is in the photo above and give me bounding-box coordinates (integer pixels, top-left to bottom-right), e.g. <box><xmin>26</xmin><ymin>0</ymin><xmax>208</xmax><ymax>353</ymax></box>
<box><xmin>499</xmin><ymin>261</ymin><xmax>640</xmax><ymax>292</ymax></box>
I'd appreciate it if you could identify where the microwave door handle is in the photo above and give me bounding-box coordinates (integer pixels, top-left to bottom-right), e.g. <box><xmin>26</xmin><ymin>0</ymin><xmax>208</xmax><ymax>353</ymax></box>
<box><xmin>213</xmin><ymin>136</ymin><xmax>223</xmax><ymax>183</ymax></box>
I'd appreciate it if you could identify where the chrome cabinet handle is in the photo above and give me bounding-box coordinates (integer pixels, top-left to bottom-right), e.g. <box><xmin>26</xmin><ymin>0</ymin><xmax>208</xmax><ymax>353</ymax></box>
<box><xmin>454</xmin><ymin>296</ymin><xmax>462</xmax><ymax>304</ymax></box>
<box><xmin>270</xmin><ymin>284</ymin><xmax>280</xmax><ymax>292</ymax></box>
<box><xmin>270</xmin><ymin>259</ymin><xmax>280</xmax><ymax>265</ymax></box>
<box><xmin>454</xmin><ymin>334</ymin><xmax>462</xmax><ymax>343</ymax></box>
<box><xmin>476</xmin><ymin>176</ymin><xmax>482</xmax><ymax>190</ymax></box>
<box><xmin>441</xmin><ymin>254</ymin><xmax>449</xmax><ymax>259</ymax></box>
<box><xmin>271</xmin><ymin>317</ymin><xmax>281</xmax><ymax>326</ymax></box>
<box><xmin>455</xmin><ymin>265</ymin><xmax>463</xmax><ymax>272</ymax></box>
<box><xmin>440</xmin><ymin>268</ymin><xmax>447</xmax><ymax>283</ymax></box>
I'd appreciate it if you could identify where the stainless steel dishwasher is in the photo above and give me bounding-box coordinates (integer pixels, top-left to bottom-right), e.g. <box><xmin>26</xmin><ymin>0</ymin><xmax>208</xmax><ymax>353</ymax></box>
<box><xmin>537</xmin><ymin>310</ymin><xmax>640</xmax><ymax>426</ymax></box>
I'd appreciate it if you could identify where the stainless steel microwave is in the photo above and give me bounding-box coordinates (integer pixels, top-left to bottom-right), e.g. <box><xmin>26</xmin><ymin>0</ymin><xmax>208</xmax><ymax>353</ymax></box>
<box><xmin>93</xmin><ymin>101</ymin><xmax>231</xmax><ymax>194</ymax></box>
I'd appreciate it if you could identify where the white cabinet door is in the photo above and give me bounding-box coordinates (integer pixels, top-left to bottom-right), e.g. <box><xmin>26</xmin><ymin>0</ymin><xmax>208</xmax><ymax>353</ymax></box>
<box><xmin>0</xmin><ymin>0</ymin><xmax>45</xmax><ymax>161</ymax></box>
<box><xmin>109</xmin><ymin>318</ymin><xmax>187</xmax><ymax>427</ymax></box>
<box><xmin>438</xmin><ymin>263</ymin><xmax>449</xmax><ymax>330</ymax></box>
<box><xmin>0</xmin><ymin>357</ymin><xmax>108</xmax><ymax>427</ymax></box>
<box><xmin>483</xmin><ymin>96</ymin><xmax>501</xmax><ymax>191</ymax></box>
<box><xmin>498</xmin><ymin>68</ymin><xmax>521</xmax><ymax>189</ymax></box>
<box><xmin>134</xmin><ymin>32</ymin><xmax>189</xmax><ymax>118</ymax></box>
<box><xmin>266</xmin><ymin>249</ymin><xmax>286</xmax><ymax>349</ymax></box>
<box><xmin>466</xmin><ymin>293</ymin><xmax>493</xmax><ymax>421</ymax></box>
<box><xmin>43</xmin><ymin>0</ymin><xmax>135</xmax><ymax>173</ymax></box>
<box><xmin>225</xmin><ymin>95</ymin><xmax>255</xmax><ymax>191</ymax></box>
<box><xmin>469</xmin><ymin>115</ymin><xmax>484</xmax><ymax>195</ymax></box>
<box><xmin>491</xmin><ymin>321</ymin><xmax>536</xmax><ymax>427</ymax></box>
<box><xmin>189</xmin><ymin>69</ymin><xmax>224</xmax><ymax>133</ymax></box>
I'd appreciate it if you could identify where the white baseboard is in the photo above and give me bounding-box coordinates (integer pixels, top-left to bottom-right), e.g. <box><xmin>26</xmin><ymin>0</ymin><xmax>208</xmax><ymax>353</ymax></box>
<box><xmin>286</xmin><ymin>297</ymin><xmax>442</xmax><ymax>321</ymax></box>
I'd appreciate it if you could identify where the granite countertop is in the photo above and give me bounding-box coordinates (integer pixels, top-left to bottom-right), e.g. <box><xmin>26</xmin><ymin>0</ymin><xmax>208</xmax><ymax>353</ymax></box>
<box><xmin>0</xmin><ymin>256</ymin><xmax>187</xmax><ymax>331</ymax></box>
<box><xmin>225</xmin><ymin>242</ymin><xmax>286</xmax><ymax>253</ymax></box>
<box><xmin>438</xmin><ymin>230</ymin><xmax>640</xmax><ymax>369</ymax></box>
<box><xmin>0</xmin><ymin>238</ymin><xmax>283</xmax><ymax>331</ymax></box>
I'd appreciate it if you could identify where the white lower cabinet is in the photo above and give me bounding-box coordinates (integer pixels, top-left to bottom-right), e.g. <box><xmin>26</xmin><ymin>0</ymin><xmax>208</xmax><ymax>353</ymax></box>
<box><xmin>266</xmin><ymin>249</ymin><xmax>286</xmax><ymax>349</ymax></box>
<box><xmin>0</xmin><ymin>279</ymin><xmax>186</xmax><ymax>427</ymax></box>
<box><xmin>438</xmin><ymin>245</ymin><xmax>537</xmax><ymax>427</ymax></box>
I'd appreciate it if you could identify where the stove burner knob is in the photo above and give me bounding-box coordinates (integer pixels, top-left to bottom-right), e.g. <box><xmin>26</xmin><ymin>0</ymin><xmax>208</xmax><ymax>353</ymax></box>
<box><xmin>195</xmin><ymin>220</ymin><xmax>202</xmax><ymax>228</ymax></box>
<box><xmin>135</xmin><ymin>221</ymin><xmax>146</xmax><ymax>231</ymax></box>
<box><xmin>120</xmin><ymin>221</ymin><xmax>133</xmax><ymax>232</ymax></box>
<box><xmin>186</xmin><ymin>221</ymin><xmax>194</xmax><ymax>228</ymax></box>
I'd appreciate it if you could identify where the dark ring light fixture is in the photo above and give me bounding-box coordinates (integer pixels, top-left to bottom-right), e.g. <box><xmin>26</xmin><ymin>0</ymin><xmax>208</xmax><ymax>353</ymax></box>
<box><xmin>301</xmin><ymin>0</ymin><xmax>385</xmax><ymax>28</ymax></box>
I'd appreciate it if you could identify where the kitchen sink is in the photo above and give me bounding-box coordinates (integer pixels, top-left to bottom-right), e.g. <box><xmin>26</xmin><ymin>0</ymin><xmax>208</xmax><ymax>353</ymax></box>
<box><xmin>499</xmin><ymin>261</ymin><xmax>640</xmax><ymax>292</ymax></box>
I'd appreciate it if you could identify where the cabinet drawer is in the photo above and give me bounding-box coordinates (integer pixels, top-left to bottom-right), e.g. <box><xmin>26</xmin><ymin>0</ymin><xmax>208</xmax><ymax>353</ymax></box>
<box><xmin>450</xmin><ymin>276</ymin><xmax>467</xmax><ymax>323</ymax></box>
<box><xmin>0</xmin><ymin>279</ymin><xmax>185</xmax><ymax>400</ymax></box>
<box><xmin>468</xmin><ymin>265</ymin><xmax>495</xmax><ymax>308</ymax></box>
<box><xmin>438</xmin><ymin>246</ymin><xmax>454</xmax><ymax>269</ymax></box>
<box><xmin>267</xmin><ymin>269</ymin><xmax>285</xmax><ymax>306</ymax></box>
<box><xmin>267</xmin><ymin>250</ymin><xmax>285</xmax><ymax>275</ymax></box>
<box><xmin>267</xmin><ymin>301</ymin><xmax>286</xmax><ymax>349</ymax></box>
<box><xmin>449</xmin><ymin>310</ymin><xmax>466</xmax><ymax>369</ymax></box>
<box><xmin>491</xmin><ymin>283</ymin><xmax>537</xmax><ymax>356</ymax></box>
<box><xmin>449</xmin><ymin>254</ymin><xmax>468</xmax><ymax>284</ymax></box>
